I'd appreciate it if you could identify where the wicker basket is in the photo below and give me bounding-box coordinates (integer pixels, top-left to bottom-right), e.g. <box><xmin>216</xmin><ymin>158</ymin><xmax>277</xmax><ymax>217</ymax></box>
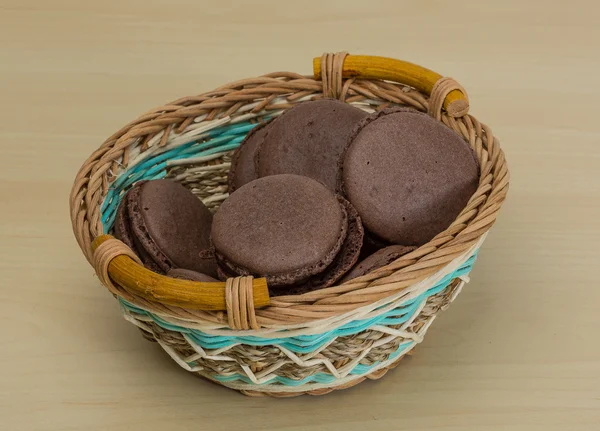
<box><xmin>70</xmin><ymin>52</ymin><xmax>509</xmax><ymax>397</ymax></box>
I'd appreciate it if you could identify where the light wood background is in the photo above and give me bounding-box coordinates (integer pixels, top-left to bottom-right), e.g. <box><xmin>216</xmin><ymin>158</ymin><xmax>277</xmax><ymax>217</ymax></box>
<box><xmin>1</xmin><ymin>1</ymin><xmax>599</xmax><ymax>430</ymax></box>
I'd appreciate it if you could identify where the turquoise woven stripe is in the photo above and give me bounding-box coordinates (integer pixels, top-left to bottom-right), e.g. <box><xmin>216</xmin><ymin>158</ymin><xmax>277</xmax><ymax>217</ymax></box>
<box><xmin>100</xmin><ymin>121</ymin><xmax>264</xmax><ymax>233</ymax></box>
<box><xmin>120</xmin><ymin>253</ymin><xmax>477</xmax><ymax>353</ymax></box>
<box><xmin>209</xmin><ymin>340</ymin><xmax>414</xmax><ymax>386</ymax></box>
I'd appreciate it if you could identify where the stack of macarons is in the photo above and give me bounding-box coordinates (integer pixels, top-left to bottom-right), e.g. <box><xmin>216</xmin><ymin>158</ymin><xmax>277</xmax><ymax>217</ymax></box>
<box><xmin>228</xmin><ymin>99</ymin><xmax>367</xmax><ymax>192</ymax></box>
<box><xmin>113</xmin><ymin>99</ymin><xmax>479</xmax><ymax>294</ymax></box>
<box><xmin>212</xmin><ymin>174</ymin><xmax>363</xmax><ymax>294</ymax></box>
<box><xmin>113</xmin><ymin>179</ymin><xmax>218</xmax><ymax>281</ymax></box>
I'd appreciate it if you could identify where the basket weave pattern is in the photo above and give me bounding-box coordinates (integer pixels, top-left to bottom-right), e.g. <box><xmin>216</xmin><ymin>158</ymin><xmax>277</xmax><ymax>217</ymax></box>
<box><xmin>70</xmin><ymin>53</ymin><xmax>509</xmax><ymax>396</ymax></box>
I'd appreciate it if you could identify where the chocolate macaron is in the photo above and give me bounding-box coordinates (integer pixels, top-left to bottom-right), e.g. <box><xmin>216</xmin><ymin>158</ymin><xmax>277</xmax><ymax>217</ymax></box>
<box><xmin>276</xmin><ymin>196</ymin><xmax>365</xmax><ymax>296</ymax></box>
<box><xmin>168</xmin><ymin>268</ymin><xmax>219</xmax><ymax>282</ymax></box>
<box><xmin>227</xmin><ymin>119</ymin><xmax>272</xmax><ymax>193</ymax></box>
<box><xmin>113</xmin><ymin>191</ymin><xmax>163</xmax><ymax>273</ymax></box>
<box><xmin>306</xmin><ymin>196</ymin><xmax>364</xmax><ymax>290</ymax></box>
<box><xmin>341</xmin><ymin>245</ymin><xmax>416</xmax><ymax>283</ymax></box>
<box><xmin>341</xmin><ymin>108</ymin><xmax>479</xmax><ymax>246</ymax></box>
<box><xmin>113</xmin><ymin>179</ymin><xmax>217</xmax><ymax>277</ymax></box>
<box><xmin>211</xmin><ymin>174</ymin><xmax>363</xmax><ymax>291</ymax></box>
<box><xmin>256</xmin><ymin>99</ymin><xmax>368</xmax><ymax>190</ymax></box>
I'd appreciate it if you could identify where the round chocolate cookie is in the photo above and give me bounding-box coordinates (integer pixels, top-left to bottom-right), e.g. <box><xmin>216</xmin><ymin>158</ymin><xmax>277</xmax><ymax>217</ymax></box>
<box><xmin>341</xmin><ymin>107</ymin><xmax>479</xmax><ymax>246</ymax></box>
<box><xmin>211</xmin><ymin>174</ymin><xmax>348</xmax><ymax>286</ymax></box>
<box><xmin>127</xmin><ymin>179</ymin><xmax>217</xmax><ymax>276</ymax></box>
<box><xmin>257</xmin><ymin>99</ymin><xmax>367</xmax><ymax>190</ymax></box>
<box><xmin>271</xmin><ymin>196</ymin><xmax>364</xmax><ymax>297</ymax></box>
<box><xmin>227</xmin><ymin>119</ymin><xmax>272</xmax><ymax>193</ymax></box>
<box><xmin>113</xmin><ymin>186</ymin><xmax>163</xmax><ymax>273</ymax></box>
<box><xmin>113</xmin><ymin>194</ymin><xmax>135</xmax><ymax>250</ymax></box>
<box><xmin>341</xmin><ymin>245</ymin><xmax>416</xmax><ymax>283</ymax></box>
<box><xmin>168</xmin><ymin>268</ymin><xmax>218</xmax><ymax>282</ymax></box>
<box><xmin>307</xmin><ymin>196</ymin><xmax>364</xmax><ymax>289</ymax></box>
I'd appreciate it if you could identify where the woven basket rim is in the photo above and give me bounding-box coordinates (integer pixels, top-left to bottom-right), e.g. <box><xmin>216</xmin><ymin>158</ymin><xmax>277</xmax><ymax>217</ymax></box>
<box><xmin>69</xmin><ymin>53</ymin><xmax>509</xmax><ymax>331</ymax></box>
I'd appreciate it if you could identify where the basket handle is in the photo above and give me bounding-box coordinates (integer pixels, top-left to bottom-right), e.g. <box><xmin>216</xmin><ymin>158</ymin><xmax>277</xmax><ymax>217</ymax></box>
<box><xmin>313</xmin><ymin>53</ymin><xmax>469</xmax><ymax>117</ymax></box>
<box><xmin>91</xmin><ymin>235</ymin><xmax>270</xmax><ymax>314</ymax></box>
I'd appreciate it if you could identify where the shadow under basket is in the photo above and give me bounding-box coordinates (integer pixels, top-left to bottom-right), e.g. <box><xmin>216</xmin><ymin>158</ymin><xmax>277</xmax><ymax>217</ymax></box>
<box><xmin>70</xmin><ymin>52</ymin><xmax>509</xmax><ymax>397</ymax></box>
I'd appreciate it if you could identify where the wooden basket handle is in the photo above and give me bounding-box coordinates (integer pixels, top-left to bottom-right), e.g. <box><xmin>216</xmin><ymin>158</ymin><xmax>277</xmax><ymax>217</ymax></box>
<box><xmin>313</xmin><ymin>53</ymin><xmax>469</xmax><ymax>117</ymax></box>
<box><xmin>92</xmin><ymin>235</ymin><xmax>269</xmax><ymax>312</ymax></box>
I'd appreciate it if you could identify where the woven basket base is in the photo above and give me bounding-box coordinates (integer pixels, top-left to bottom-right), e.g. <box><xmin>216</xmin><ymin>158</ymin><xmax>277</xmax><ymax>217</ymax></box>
<box><xmin>188</xmin><ymin>348</ymin><xmax>416</xmax><ymax>398</ymax></box>
<box><xmin>131</xmin><ymin>276</ymin><xmax>471</xmax><ymax>397</ymax></box>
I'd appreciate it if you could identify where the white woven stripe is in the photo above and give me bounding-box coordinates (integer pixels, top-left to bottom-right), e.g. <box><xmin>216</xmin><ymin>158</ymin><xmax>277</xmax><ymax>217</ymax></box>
<box><xmin>126</xmin><ymin>116</ymin><xmax>231</xmax><ymax>170</ymax></box>
<box><xmin>198</xmin><ymin>334</ymin><xmax>418</xmax><ymax>393</ymax></box>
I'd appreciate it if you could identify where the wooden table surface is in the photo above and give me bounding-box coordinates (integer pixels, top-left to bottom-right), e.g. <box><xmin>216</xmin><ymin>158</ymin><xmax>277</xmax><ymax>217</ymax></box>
<box><xmin>1</xmin><ymin>1</ymin><xmax>599</xmax><ymax>430</ymax></box>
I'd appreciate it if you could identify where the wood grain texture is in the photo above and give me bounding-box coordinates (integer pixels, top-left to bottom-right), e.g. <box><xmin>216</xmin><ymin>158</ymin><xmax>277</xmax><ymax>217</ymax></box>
<box><xmin>0</xmin><ymin>0</ymin><xmax>599</xmax><ymax>430</ymax></box>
